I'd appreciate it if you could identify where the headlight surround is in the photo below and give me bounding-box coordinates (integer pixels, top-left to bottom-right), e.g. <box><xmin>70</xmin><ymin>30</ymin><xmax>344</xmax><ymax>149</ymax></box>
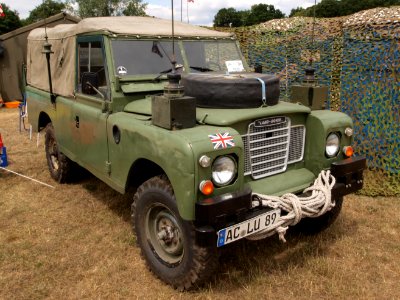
<box><xmin>326</xmin><ymin>132</ymin><xmax>340</xmax><ymax>157</ymax></box>
<box><xmin>211</xmin><ymin>156</ymin><xmax>237</xmax><ymax>186</ymax></box>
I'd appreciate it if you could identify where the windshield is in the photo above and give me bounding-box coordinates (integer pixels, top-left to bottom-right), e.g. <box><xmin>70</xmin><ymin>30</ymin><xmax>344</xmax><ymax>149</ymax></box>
<box><xmin>111</xmin><ymin>40</ymin><xmax>184</xmax><ymax>76</ymax></box>
<box><xmin>183</xmin><ymin>40</ymin><xmax>244</xmax><ymax>73</ymax></box>
<box><xmin>111</xmin><ymin>39</ymin><xmax>245</xmax><ymax>76</ymax></box>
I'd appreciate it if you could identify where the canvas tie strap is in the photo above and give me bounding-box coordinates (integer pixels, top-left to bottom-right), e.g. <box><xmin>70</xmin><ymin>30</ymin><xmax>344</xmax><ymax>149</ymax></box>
<box><xmin>255</xmin><ymin>77</ymin><xmax>267</xmax><ymax>106</ymax></box>
<box><xmin>247</xmin><ymin>170</ymin><xmax>336</xmax><ymax>242</ymax></box>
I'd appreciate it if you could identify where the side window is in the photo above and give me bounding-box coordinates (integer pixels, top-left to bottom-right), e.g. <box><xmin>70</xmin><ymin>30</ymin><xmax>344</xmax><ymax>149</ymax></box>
<box><xmin>77</xmin><ymin>40</ymin><xmax>108</xmax><ymax>98</ymax></box>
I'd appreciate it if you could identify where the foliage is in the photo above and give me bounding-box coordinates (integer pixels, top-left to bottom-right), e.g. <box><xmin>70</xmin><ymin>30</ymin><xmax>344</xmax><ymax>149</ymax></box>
<box><xmin>289</xmin><ymin>7</ymin><xmax>306</xmax><ymax>17</ymax></box>
<box><xmin>66</xmin><ymin>0</ymin><xmax>147</xmax><ymax>18</ymax></box>
<box><xmin>0</xmin><ymin>3</ymin><xmax>22</xmax><ymax>35</ymax></box>
<box><xmin>295</xmin><ymin>0</ymin><xmax>400</xmax><ymax>17</ymax></box>
<box><xmin>213</xmin><ymin>8</ymin><xmax>242</xmax><ymax>27</ymax></box>
<box><xmin>213</xmin><ymin>4</ymin><xmax>285</xmax><ymax>27</ymax></box>
<box><xmin>122</xmin><ymin>0</ymin><xmax>147</xmax><ymax>16</ymax></box>
<box><xmin>24</xmin><ymin>0</ymin><xmax>66</xmax><ymax>25</ymax></box>
<box><xmin>245</xmin><ymin>4</ymin><xmax>285</xmax><ymax>26</ymax></box>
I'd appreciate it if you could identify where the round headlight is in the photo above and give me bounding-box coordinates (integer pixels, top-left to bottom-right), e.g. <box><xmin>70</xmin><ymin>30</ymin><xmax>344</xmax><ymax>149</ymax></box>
<box><xmin>326</xmin><ymin>133</ymin><xmax>340</xmax><ymax>157</ymax></box>
<box><xmin>211</xmin><ymin>156</ymin><xmax>237</xmax><ymax>186</ymax></box>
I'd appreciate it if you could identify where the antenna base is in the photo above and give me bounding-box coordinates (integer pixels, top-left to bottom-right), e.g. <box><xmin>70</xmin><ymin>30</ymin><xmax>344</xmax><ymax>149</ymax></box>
<box><xmin>164</xmin><ymin>72</ymin><xmax>184</xmax><ymax>98</ymax></box>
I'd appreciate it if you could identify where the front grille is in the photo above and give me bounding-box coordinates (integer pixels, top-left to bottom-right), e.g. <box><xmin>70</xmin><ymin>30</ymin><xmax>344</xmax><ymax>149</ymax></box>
<box><xmin>288</xmin><ymin>126</ymin><xmax>306</xmax><ymax>163</ymax></box>
<box><xmin>242</xmin><ymin>118</ymin><xmax>305</xmax><ymax>179</ymax></box>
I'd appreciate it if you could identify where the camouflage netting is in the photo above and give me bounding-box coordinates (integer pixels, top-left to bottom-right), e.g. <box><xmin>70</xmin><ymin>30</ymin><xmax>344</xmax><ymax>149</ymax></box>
<box><xmin>215</xmin><ymin>7</ymin><xmax>400</xmax><ymax>196</ymax></box>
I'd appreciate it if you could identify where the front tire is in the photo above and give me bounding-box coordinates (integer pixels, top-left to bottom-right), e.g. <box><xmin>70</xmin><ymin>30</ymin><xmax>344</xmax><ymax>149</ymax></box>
<box><xmin>297</xmin><ymin>197</ymin><xmax>343</xmax><ymax>234</ymax></box>
<box><xmin>44</xmin><ymin>123</ymin><xmax>72</xmax><ymax>183</ymax></box>
<box><xmin>131</xmin><ymin>176</ymin><xmax>218</xmax><ymax>290</ymax></box>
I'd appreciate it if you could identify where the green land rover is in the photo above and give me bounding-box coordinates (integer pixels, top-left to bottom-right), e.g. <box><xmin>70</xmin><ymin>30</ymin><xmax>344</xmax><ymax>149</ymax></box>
<box><xmin>26</xmin><ymin>16</ymin><xmax>366</xmax><ymax>290</ymax></box>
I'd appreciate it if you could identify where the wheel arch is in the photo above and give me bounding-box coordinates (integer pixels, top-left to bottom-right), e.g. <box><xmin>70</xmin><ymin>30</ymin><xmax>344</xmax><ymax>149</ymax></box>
<box><xmin>38</xmin><ymin>111</ymin><xmax>52</xmax><ymax>132</ymax></box>
<box><xmin>126</xmin><ymin>157</ymin><xmax>196</xmax><ymax>221</ymax></box>
<box><xmin>126</xmin><ymin>158</ymin><xmax>166</xmax><ymax>192</ymax></box>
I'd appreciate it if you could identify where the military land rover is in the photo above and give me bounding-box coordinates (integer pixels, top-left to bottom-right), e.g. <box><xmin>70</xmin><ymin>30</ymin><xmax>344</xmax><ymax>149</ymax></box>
<box><xmin>26</xmin><ymin>17</ymin><xmax>366</xmax><ymax>290</ymax></box>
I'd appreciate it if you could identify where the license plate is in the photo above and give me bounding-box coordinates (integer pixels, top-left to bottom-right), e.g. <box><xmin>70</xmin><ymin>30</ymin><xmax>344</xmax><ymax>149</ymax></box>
<box><xmin>217</xmin><ymin>209</ymin><xmax>281</xmax><ymax>247</ymax></box>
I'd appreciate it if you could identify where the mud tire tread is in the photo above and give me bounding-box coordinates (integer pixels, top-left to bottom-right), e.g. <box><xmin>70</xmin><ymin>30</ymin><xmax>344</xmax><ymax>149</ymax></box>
<box><xmin>44</xmin><ymin>123</ymin><xmax>72</xmax><ymax>183</ymax></box>
<box><xmin>131</xmin><ymin>175</ymin><xmax>218</xmax><ymax>291</ymax></box>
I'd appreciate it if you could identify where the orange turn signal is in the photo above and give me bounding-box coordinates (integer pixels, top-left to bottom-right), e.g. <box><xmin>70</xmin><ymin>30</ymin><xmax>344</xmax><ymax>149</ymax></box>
<box><xmin>199</xmin><ymin>180</ymin><xmax>214</xmax><ymax>196</ymax></box>
<box><xmin>343</xmin><ymin>146</ymin><xmax>354</xmax><ymax>157</ymax></box>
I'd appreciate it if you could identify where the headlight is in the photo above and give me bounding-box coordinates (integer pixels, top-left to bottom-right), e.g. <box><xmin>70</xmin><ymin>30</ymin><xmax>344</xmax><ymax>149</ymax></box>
<box><xmin>211</xmin><ymin>156</ymin><xmax>237</xmax><ymax>186</ymax></box>
<box><xmin>326</xmin><ymin>133</ymin><xmax>340</xmax><ymax>157</ymax></box>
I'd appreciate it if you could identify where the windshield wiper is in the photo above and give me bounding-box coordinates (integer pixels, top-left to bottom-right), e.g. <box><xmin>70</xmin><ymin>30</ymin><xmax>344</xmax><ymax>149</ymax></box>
<box><xmin>189</xmin><ymin>66</ymin><xmax>214</xmax><ymax>72</ymax></box>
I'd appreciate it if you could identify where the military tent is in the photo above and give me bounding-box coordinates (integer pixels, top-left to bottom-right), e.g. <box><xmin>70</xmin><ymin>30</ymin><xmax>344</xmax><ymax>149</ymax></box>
<box><xmin>0</xmin><ymin>12</ymin><xmax>80</xmax><ymax>102</ymax></box>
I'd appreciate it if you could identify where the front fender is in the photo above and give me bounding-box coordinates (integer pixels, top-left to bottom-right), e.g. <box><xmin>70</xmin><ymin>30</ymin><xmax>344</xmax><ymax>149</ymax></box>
<box><xmin>305</xmin><ymin>110</ymin><xmax>353</xmax><ymax>175</ymax></box>
<box><xmin>107</xmin><ymin>112</ymin><xmax>196</xmax><ymax>220</ymax></box>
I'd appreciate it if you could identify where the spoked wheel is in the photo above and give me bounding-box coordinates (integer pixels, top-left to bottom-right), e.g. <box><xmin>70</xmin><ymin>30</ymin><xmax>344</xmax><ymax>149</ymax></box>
<box><xmin>45</xmin><ymin>123</ymin><xmax>72</xmax><ymax>183</ymax></box>
<box><xmin>131</xmin><ymin>175</ymin><xmax>218</xmax><ymax>290</ymax></box>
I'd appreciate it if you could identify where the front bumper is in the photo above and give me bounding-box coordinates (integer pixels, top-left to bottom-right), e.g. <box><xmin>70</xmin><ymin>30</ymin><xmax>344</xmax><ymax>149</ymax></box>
<box><xmin>331</xmin><ymin>156</ymin><xmax>366</xmax><ymax>198</ymax></box>
<box><xmin>195</xmin><ymin>156</ymin><xmax>366</xmax><ymax>247</ymax></box>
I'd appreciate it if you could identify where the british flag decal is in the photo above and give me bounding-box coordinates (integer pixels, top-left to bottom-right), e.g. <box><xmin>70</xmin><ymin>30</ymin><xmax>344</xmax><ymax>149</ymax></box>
<box><xmin>208</xmin><ymin>132</ymin><xmax>235</xmax><ymax>150</ymax></box>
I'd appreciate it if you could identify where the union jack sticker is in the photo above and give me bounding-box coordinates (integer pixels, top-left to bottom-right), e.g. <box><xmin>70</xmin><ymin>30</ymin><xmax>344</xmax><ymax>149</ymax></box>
<box><xmin>208</xmin><ymin>132</ymin><xmax>235</xmax><ymax>150</ymax></box>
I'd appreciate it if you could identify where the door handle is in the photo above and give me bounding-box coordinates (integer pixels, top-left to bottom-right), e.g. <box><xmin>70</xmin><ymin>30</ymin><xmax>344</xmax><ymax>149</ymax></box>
<box><xmin>75</xmin><ymin>116</ymin><xmax>80</xmax><ymax>128</ymax></box>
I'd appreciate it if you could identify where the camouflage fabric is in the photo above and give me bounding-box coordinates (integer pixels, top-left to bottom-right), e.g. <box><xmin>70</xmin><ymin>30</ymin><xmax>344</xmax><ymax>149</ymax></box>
<box><xmin>215</xmin><ymin>7</ymin><xmax>400</xmax><ymax>196</ymax></box>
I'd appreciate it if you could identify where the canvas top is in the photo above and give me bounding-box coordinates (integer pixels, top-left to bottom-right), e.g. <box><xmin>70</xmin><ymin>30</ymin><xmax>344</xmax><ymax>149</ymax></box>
<box><xmin>28</xmin><ymin>16</ymin><xmax>234</xmax><ymax>40</ymax></box>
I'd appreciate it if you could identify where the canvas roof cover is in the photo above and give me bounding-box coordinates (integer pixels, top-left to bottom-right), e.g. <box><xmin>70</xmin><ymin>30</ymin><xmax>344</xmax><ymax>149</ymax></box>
<box><xmin>27</xmin><ymin>16</ymin><xmax>233</xmax><ymax>97</ymax></box>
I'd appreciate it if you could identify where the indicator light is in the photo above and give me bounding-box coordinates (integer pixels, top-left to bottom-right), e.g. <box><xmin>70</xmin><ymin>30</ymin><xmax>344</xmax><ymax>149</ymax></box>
<box><xmin>343</xmin><ymin>146</ymin><xmax>354</xmax><ymax>157</ymax></box>
<box><xmin>199</xmin><ymin>180</ymin><xmax>214</xmax><ymax>196</ymax></box>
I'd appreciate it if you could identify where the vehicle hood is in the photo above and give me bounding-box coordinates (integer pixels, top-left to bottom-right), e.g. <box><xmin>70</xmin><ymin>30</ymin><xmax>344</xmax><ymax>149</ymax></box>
<box><xmin>124</xmin><ymin>99</ymin><xmax>311</xmax><ymax>126</ymax></box>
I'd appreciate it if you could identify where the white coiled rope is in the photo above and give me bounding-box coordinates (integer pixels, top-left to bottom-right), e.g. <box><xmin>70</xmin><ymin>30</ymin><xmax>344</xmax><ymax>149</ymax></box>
<box><xmin>247</xmin><ymin>170</ymin><xmax>336</xmax><ymax>242</ymax></box>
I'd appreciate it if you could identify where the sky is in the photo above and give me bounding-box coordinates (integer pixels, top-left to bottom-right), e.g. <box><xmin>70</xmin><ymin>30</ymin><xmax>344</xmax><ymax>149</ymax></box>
<box><xmin>1</xmin><ymin>0</ymin><xmax>320</xmax><ymax>26</ymax></box>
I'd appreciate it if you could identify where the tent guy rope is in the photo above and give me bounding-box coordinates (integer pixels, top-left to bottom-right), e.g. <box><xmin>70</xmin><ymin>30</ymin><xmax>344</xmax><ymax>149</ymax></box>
<box><xmin>0</xmin><ymin>166</ymin><xmax>55</xmax><ymax>189</ymax></box>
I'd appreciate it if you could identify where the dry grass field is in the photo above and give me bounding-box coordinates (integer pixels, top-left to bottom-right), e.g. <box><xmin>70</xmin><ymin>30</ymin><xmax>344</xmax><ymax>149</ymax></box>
<box><xmin>1</xmin><ymin>108</ymin><xmax>399</xmax><ymax>299</ymax></box>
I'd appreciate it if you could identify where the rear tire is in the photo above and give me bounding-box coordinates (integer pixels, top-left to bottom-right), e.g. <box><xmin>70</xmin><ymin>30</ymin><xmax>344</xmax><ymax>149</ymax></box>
<box><xmin>131</xmin><ymin>175</ymin><xmax>218</xmax><ymax>290</ymax></box>
<box><xmin>44</xmin><ymin>123</ymin><xmax>72</xmax><ymax>183</ymax></box>
<box><xmin>297</xmin><ymin>197</ymin><xmax>343</xmax><ymax>234</ymax></box>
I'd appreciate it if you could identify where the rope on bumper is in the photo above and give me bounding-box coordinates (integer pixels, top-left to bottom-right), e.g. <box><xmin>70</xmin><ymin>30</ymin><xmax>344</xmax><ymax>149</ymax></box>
<box><xmin>247</xmin><ymin>170</ymin><xmax>336</xmax><ymax>242</ymax></box>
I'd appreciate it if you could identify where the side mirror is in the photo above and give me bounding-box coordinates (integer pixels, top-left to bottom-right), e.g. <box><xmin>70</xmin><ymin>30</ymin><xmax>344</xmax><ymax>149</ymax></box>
<box><xmin>81</xmin><ymin>72</ymin><xmax>99</xmax><ymax>95</ymax></box>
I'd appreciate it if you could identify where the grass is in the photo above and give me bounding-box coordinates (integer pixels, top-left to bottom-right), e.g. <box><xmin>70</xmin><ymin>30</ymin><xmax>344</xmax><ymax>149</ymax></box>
<box><xmin>1</xmin><ymin>108</ymin><xmax>400</xmax><ymax>299</ymax></box>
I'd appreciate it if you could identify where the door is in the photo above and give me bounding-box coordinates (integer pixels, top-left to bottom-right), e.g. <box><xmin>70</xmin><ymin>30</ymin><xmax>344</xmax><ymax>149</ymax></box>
<box><xmin>73</xmin><ymin>36</ymin><xmax>110</xmax><ymax>177</ymax></box>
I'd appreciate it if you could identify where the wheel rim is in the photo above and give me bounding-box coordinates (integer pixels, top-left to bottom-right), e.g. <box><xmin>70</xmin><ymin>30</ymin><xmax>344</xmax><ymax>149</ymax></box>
<box><xmin>145</xmin><ymin>203</ymin><xmax>184</xmax><ymax>265</ymax></box>
<box><xmin>48</xmin><ymin>137</ymin><xmax>59</xmax><ymax>171</ymax></box>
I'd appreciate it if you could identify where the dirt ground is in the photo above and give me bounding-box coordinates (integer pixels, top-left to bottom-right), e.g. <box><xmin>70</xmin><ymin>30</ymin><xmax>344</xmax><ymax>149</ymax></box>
<box><xmin>1</xmin><ymin>108</ymin><xmax>399</xmax><ymax>299</ymax></box>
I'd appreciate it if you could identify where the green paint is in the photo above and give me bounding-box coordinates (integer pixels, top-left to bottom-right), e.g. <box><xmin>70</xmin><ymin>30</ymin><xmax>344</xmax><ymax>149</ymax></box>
<box><xmin>27</xmin><ymin>27</ymin><xmax>363</xmax><ymax>221</ymax></box>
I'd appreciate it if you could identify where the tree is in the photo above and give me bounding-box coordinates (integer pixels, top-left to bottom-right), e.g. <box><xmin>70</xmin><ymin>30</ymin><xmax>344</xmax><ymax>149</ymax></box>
<box><xmin>297</xmin><ymin>0</ymin><xmax>400</xmax><ymax>18</ymax></box>
<box><xmin>123</xmin><ymin>0</ymin><xmax>147</xmax><ymax>16</ymax></box>
<box><xmin>66</xmin><ymin>0</ymin><xmax>147</xmax><ymax>18</ymax></box>
<box><xmin>341</xmin><ymin>0</ymin><xmax>400</xmax><ymax>16</ymax></box>
<box><xmin>245</xmin><ymin>4</ymin><xmax>285</xmax><ymax>26</ymax></box>
<box><xmin>213</xmin><ymin>4</ymin><xmax>285</xmax><ymax>27</ymax></box>
<box><xmin>0</xmin><ymin>3</ymin><xmax>22</xmax><ymax>35</ymax></box>
<box><xmin>314</xmin><ymin>0</ymin><xmax>341</xmax><ymax>18</ymax></box>
<box><xmin>213</xmin><ymin>8</ymin><xmax>242</xmax><ymax>27</ymax></box>
<box><xmin>289</xmin><ymin>7</ymin><xmax>306</xmax><ymax>17</ymax></box>
<box><xmin>25</xmin><ymin>0</ymin><xmax>66</xmax><ymax>25</ymax></box>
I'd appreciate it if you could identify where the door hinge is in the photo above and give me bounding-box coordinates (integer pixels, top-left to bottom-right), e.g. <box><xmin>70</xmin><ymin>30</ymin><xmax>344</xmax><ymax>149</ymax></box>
<box><xmin>106</xmin><ymin>161</ymin><xmax>111</xmax><ymax>175</ymax></box>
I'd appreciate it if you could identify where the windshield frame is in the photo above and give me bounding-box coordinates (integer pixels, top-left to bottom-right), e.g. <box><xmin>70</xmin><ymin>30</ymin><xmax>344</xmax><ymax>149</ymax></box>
<box><xmin>109</xmin><ymin>37</ymin><xmax>248</xmax><ymax>80</ymax></box>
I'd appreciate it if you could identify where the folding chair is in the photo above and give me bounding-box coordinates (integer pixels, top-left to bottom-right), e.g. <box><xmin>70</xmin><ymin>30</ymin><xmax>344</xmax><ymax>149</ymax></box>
<box><xmin>19</xmin><ymin>92</ymin><xmax>28</xmax><ymax>133</ymax></box>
